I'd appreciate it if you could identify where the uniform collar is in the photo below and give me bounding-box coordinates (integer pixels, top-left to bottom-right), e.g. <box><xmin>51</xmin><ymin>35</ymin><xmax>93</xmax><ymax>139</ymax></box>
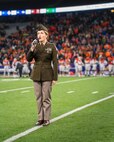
<box><xmin>39</xmin><ymin>41</ymin><xmax>48</xmax><ymax>46</ymax></box>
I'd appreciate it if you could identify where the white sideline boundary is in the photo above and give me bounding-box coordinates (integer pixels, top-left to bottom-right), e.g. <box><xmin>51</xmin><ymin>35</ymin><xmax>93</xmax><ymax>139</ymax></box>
<box><xmin>0</xmin><ymin>77</ymin><xmax>101</xmax><ymax>94</ymax></box>
<box><xmin>3</xmin><ymin>94</ymin><xmax>114</xmax><ymax>142</ymax></box>
<box><xmin>0</xmin><ymin>87</ymin><xmax>33</xmax><ymax>93</ymax></box>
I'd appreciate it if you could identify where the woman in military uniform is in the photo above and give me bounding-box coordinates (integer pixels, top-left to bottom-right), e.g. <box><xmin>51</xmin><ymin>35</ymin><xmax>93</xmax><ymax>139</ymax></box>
<box><xmin>27</xmin><ymin>24</ymin><xmax>58</xmax><ymax>126</ymax></box>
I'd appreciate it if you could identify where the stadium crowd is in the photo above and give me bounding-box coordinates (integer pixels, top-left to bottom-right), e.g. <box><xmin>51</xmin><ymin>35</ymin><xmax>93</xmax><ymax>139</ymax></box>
<box><xmin>0</xmin><ymin>10</ymin><xmax>114</xmax><ymax>77</ymax></box>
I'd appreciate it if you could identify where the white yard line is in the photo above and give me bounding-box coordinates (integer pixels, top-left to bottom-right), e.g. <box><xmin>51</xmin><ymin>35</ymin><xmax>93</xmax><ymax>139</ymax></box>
<box><xmin>1</xmin><ymin>79</ymin><xmax>20</xmax><ymax>81</ymax></box>
<box><xmin>92</xmin><ymin>91</ymin><xmax>98</xmax><ymax>94</ymax></box>
<box><xmin>21</xmin><ymin>90</ymin><xmax>30</xmax><ymax>94</ymax></box>
<box><xmin>0</xmin><ymin>77</ymin><xmax>101</xmax><ymax>94</ymax></box>
<box><xmin>57</xmin><ymin>77</ymin><xmax>101</xmax><ymax>84</ymax></box>
<box><xmin>0</xmin><ymin>87</ymin><xmax>33</xmax><ymax>93</ymax></box>
<box><xmin>1</xmin><ymin>78</ymin><xmax>31</xmax><ymax>81</ymax></box>
<box><xmin>109</xmin><ymin>92</ymin><xmax>114</xmax><ymax>95</ymax></box>
<box><xmin>67</xmin><ymin>91</ymin><xmax>75</xmax><ymax>94</ymax></box>
<box><xmin>3</xmin><ymin>94</ymin><xmax>114</xmax><ymax>142</ymax></box>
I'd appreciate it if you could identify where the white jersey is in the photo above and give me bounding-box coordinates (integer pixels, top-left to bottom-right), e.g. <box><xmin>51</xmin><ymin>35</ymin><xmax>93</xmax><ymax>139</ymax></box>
<box><xmin>12</xmin><ymin>59</ymin><xmax>17</xmax><ymax>71</ymax></box>
<box><xmin>77</xmin><ymin>59</ymin><xmax>83</xmax><ymax>71</ymax></box>
<box><xmin>22</xmin><ymin>59</ymin><xmax>29</xmax><ymax>74</ymax></box>
<box><xmin>3</xmin><ymin>58</ymin><xmax>10</xmax><ymax>76</ymax></box>
<box><xmin>99</xmin><ymin>59</ymin><xmax>107</xmax><ymax>71</ymax></box>
<box><xmin>85</xmin><ymin>58</ymin><xmax>91</xmax><ymax>71</ymax></box>
<box><xmin>91</xmin><ymin>59</ymin><xmax>98</xmax><ymax>70</ymax></box>
<box><xmin>59</xmin><ymin>59</ymin><xmax>65</xmax><ymax>72</ymax></box>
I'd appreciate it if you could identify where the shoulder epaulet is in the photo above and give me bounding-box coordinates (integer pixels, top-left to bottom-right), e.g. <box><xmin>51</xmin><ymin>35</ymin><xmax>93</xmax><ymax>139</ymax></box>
<box><xmin>48</xmin><ymin>42</ymin><xmax>58</xmax><ymax>51</ymax></box>
<box><xmin>48</xmin><ymin>42</ymin><xmax>55</xmax><ymax>46</ymax></box>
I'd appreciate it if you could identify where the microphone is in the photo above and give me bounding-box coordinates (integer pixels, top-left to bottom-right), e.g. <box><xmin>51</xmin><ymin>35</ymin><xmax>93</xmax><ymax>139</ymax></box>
<box><xmin>30</xmin><ymin>39</ymin><xmax>38</xmax><ymax>52</ymax></box>
<box><xmin>31</xmin><ymin>39</ymin><xmax>38</xmax><ymax>46</ymax></box>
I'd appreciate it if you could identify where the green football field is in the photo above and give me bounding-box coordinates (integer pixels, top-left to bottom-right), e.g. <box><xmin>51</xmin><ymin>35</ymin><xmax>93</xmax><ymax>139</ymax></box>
<box><xmin>0</xmin><ymin>76</ymin><xmax>114</xmax><ymax>142</ymax></box>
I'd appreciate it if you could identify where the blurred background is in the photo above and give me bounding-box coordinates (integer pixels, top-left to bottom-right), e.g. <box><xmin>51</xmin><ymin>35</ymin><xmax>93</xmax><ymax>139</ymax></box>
<box><xmin>0</xmin><ymin>0</ymin><xmax>114</xmax><ymax>77</ymax></box>
<box><xmin>0</xmin><ymin>1</ymin><xmax>114</xmax><ymax>142</ymax></box>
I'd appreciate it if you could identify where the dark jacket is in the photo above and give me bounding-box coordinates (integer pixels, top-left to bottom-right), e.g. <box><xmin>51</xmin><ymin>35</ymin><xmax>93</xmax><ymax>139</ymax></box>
<box><xmin>26</xmin><ymin>42</ymin><xmax>58</xmax><ymax>81</ymax></box>
<box><xmin>16</xmin><ymin>61</ymin><xmax>23</xmax><ymax>71</ymax></box>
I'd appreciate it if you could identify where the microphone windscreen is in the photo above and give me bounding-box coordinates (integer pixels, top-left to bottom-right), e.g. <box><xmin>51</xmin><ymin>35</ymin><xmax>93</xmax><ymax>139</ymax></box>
<box><xmin>32</xmin><ymin>39</ymin><xmax>38</xmax><ymax>45</ymax></box>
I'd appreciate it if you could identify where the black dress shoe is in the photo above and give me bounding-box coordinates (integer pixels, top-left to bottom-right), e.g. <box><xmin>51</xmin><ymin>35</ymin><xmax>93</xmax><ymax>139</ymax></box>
<box><xmin>43</xmin><ymin>120</ymin><xmax>50</xmax><ymax>126</ymax></box>
<box><xmin>35</xmin><ymin>120</ymin><xmax>44</xmax><ymax>126</ymax></box>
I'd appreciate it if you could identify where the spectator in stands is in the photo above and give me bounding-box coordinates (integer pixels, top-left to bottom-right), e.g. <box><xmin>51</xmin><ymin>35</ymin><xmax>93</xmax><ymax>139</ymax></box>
<box><xmin>26</xmin><ymin>24</ymin><xmax>58</xmax><ymax>126</ymax></box>
<box><xmin>0</xmin><ymin>10</ymin><xmax>114</xmax><ymax>77</ymax></box>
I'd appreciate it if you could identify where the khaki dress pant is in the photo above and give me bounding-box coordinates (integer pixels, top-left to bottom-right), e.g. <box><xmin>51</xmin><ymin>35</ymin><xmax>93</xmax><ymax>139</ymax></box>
<box><xmin>33</xmin><ymin>81</ymin><xmax>52</xmax><ymax>121</ymax></box>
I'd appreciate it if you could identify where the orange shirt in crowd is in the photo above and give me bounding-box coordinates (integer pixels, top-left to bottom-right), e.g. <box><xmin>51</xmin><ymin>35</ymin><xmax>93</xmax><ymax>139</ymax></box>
<box><xmin>105</xmin><ymin>51</ymin><xmax>111</xmax><ymax>57</ymax></box>
<box><xmin>85</xmin><ymin>51</ymin><xmax>91</xmax><ymax>57</ymax></box>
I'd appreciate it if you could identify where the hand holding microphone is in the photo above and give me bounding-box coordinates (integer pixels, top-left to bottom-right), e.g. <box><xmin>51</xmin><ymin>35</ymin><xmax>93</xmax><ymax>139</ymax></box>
<box><xmin>30</xmin><ymin>39</ymin><xmax>38</xmax><ymax>52</ymax></box>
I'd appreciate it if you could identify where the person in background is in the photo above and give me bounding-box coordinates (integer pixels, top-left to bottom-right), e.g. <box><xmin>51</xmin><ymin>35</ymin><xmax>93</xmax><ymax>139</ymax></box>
<box><xmin>12</xmin><ymin>58</ymin><xmax>18</xmax><ymax>77</ymax></box>
<box><xmin>3</xmin><ymin>57</ymin><xmax>10</xmax><ymax>77</ymax></box>
<box><xmin>16</xmin><ymin>58</ymin><xmax>23</xmax><ymax>77</ymax></box>
<box><xmin>58</xmin><ymin>57</ymin><xmax>65</xmax><ymax>76</ymax></box>
<box><xmin>77</xmin><ymin>56</ymin><xmax>83</xmax><ymax>77</ymax></box>
<box><xmin>84</xmin><ymin>57</ymin><xmax>91</xmax><ymax>76</ymax></box>
<box><xmin>91</xmin><ymin>57</ymin><xmax>98</xmax><ymax>76</ymax></box>
<box><xmin>99</xmin><ymin>57</ymin><xmax>107</xmax><ymax>76</ymax></box>
<box><xmin>27</xmin><ymin>24</ymin><xmax>58</xmax><ymax>126</ymax></box>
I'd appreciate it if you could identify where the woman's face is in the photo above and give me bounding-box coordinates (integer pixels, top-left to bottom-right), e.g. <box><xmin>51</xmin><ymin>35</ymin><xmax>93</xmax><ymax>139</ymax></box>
<box><xmin>37</xmin><ymin>30</ymin><xmax>47</xmax><ymax>43</ymax></box>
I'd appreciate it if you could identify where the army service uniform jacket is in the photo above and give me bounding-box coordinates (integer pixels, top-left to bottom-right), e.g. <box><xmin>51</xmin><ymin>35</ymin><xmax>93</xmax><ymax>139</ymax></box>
<box><xmin>27</xmin><ymin>42</ymin><xmax>58</xmax><ymax>81</ymax></box>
